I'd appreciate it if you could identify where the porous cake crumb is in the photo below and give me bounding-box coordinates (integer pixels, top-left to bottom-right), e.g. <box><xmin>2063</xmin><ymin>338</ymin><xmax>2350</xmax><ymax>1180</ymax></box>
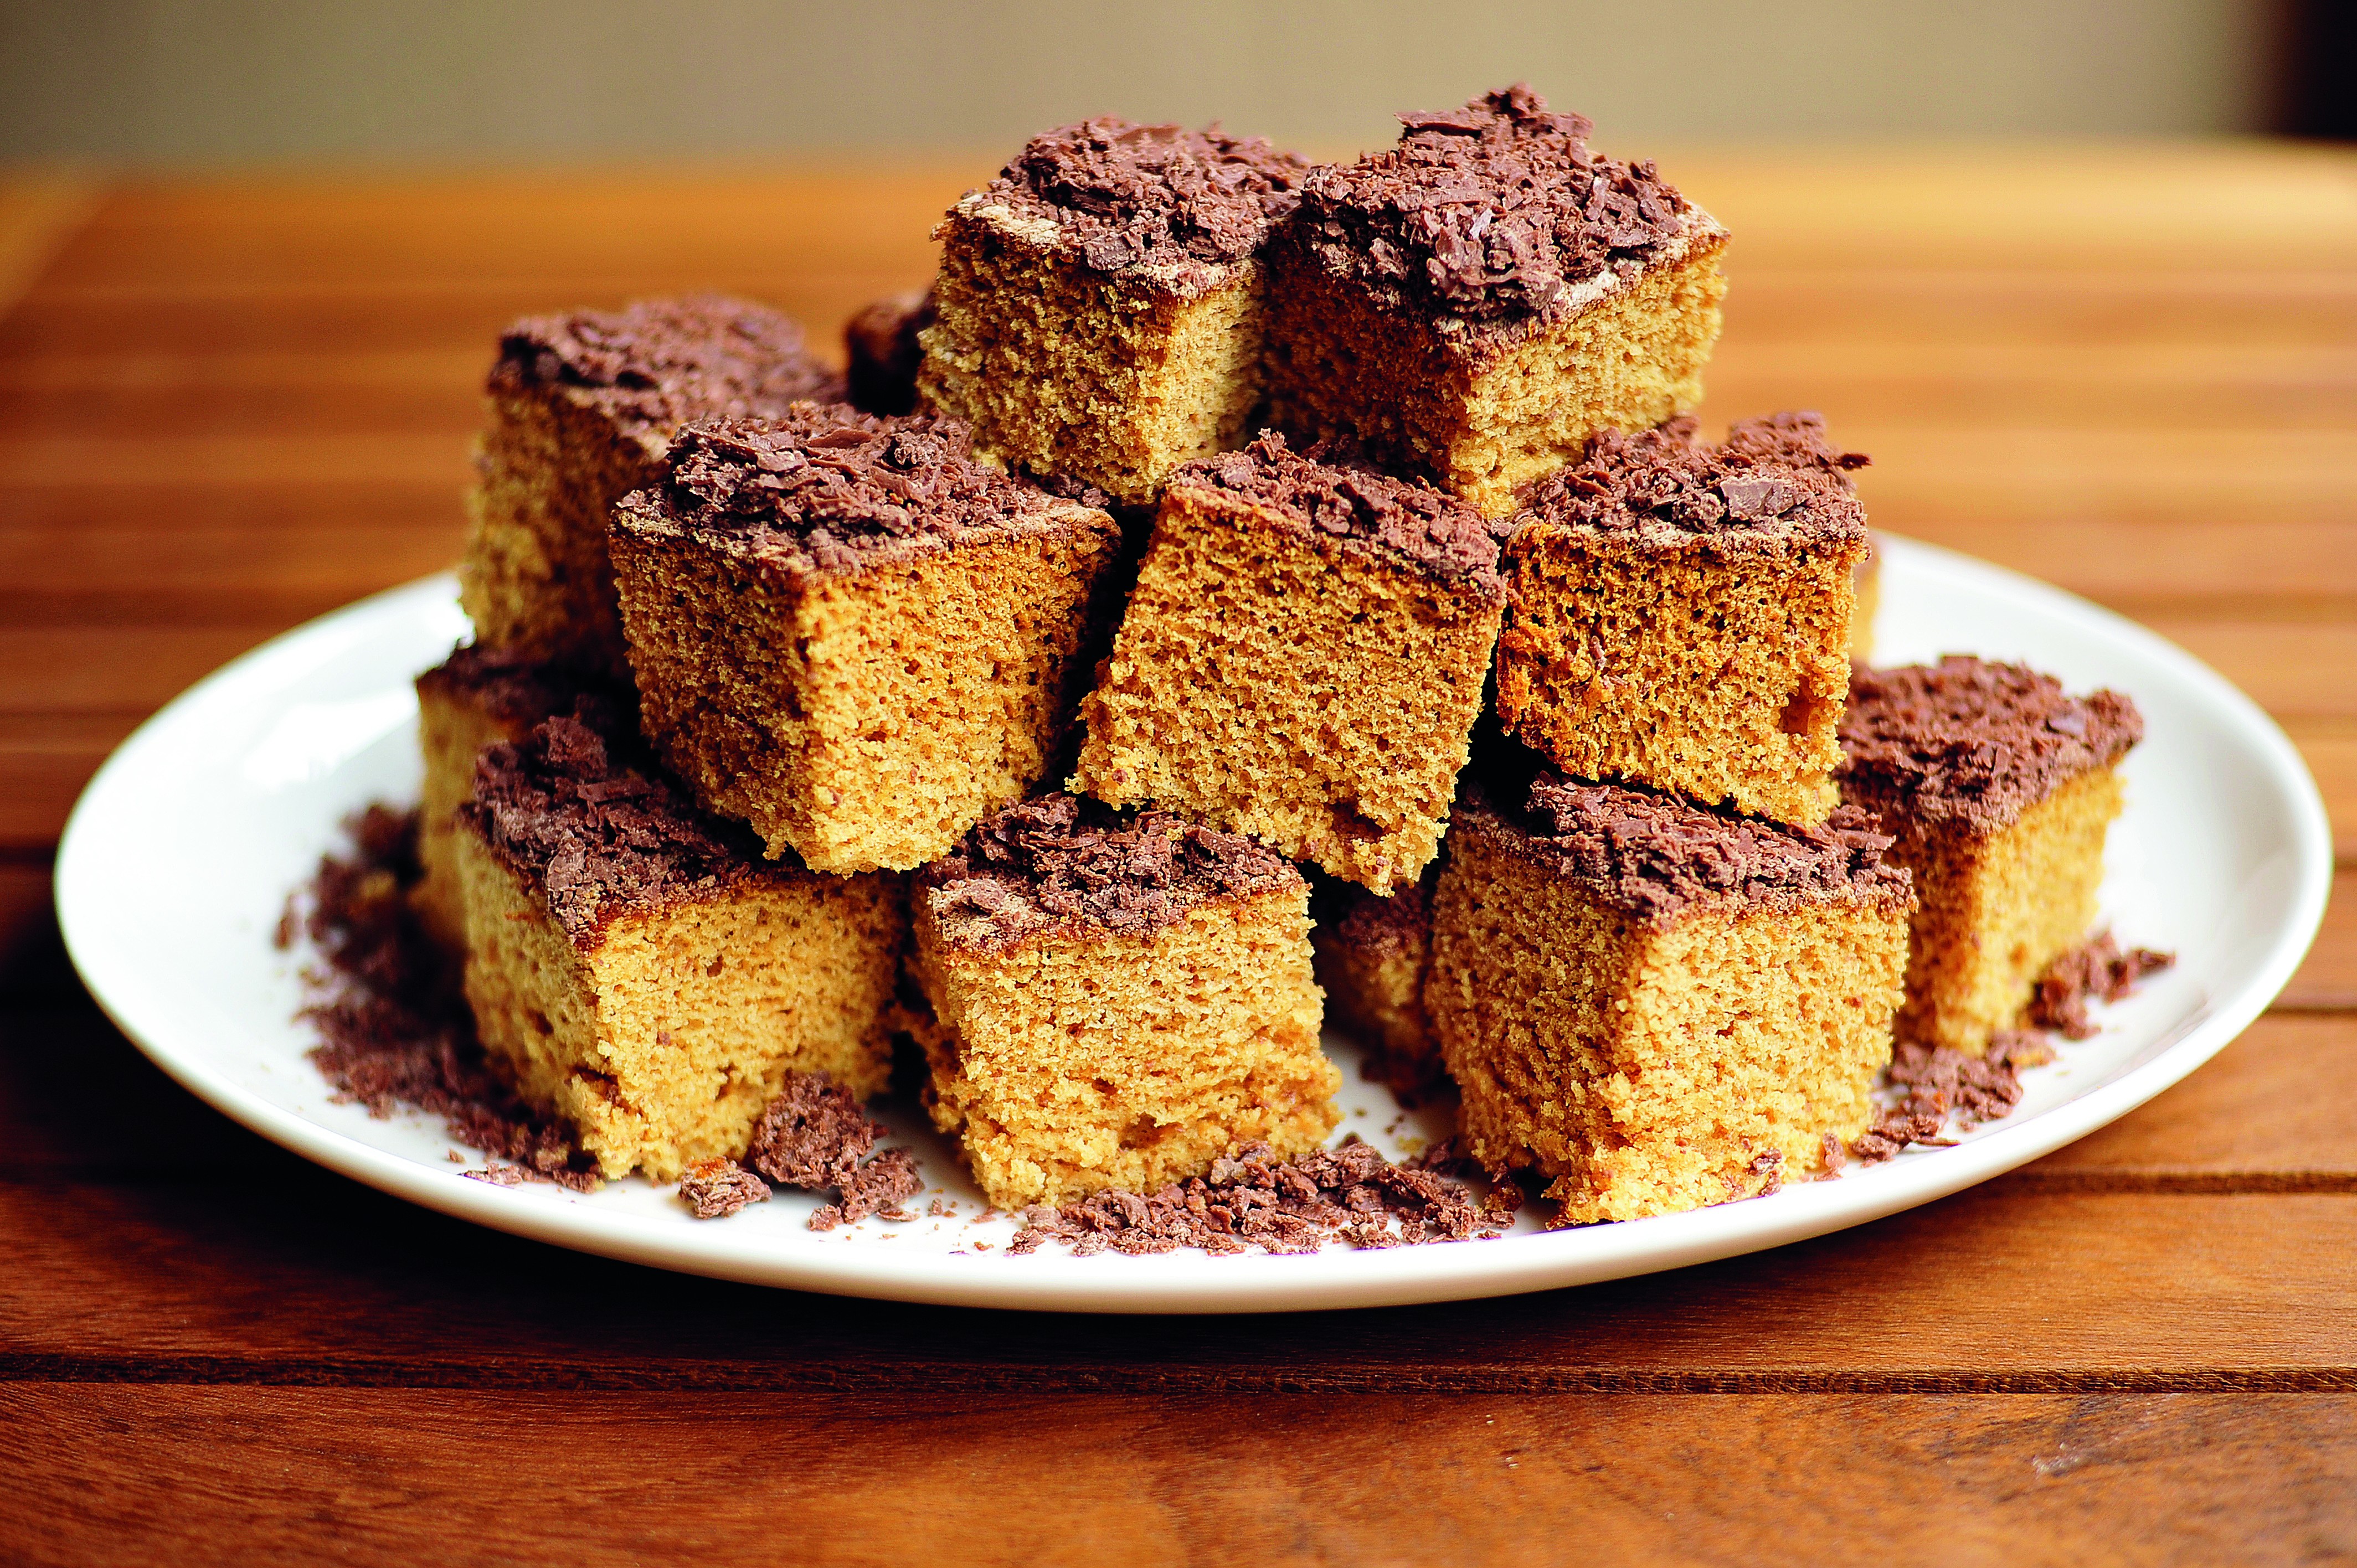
<box><xmin>1265</xmin><ymin>85</ymin><xmax>1727</xmax><ymax>517</ymax></box>
<box><xmin>1427</xmin><ymin>773</ymin><xmax>1912</xmax><ymax>1223</ymax></box>
<box><xmin>1073</xmin><ymin>432</ymin><xmax>1510</xmax><ymax>890</ymax></box>
<box><xmin>457</xmin><ymin>295</ymin><xmax>843</xmax><ymax>674</ymax></box>
<box><xmin>912</xmin><ymin>792</ymin><xmax>1339</xmax><ymax>1208</ymax></box>
<box><xmin>1495</xmin><ymin>412</ymin><xmax>1871</xmax><ymax>826</ymax></box>
<box><xmin>456</xmin><ymin>716</ymin><xmax>905</xmax><ymax>1182</ymax></box>
<box><xmin>609</xmin><ymin>406</ymin><xmax>1125</xmax><ymax>872</ymax></box>
<box><xmin>919</xmin><ymin>118</ymin><xmax>1309</xmax><ymax>505</ymax></box>
<box><xmin>1838</xmin><ymin>657</ymin><xmax>2144</xmax><ymax>1054</ymax></box>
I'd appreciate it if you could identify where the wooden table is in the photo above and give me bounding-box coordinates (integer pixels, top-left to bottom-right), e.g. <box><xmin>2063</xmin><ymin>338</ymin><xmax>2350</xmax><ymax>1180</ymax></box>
<box><xmin>2</xmin><ymin>147</ymin><xmax>2354</xmax><ymax>1564</ymax></box>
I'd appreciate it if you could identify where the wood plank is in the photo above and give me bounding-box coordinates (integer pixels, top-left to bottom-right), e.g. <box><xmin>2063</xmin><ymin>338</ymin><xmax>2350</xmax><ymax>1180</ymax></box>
<box><xmin>2294</xmin><ymin>726</ymin><xmax>2357</xmax><ymax>864</ymax></box>
<box><xmin>2284</xmin><ymin>869</ymin><xmax>2357</xmax><ymax>1005</ymax></box>
<box><xmin>1</xmin><ymin>1385</ymin><xmax>2349</xmax><ymax>1567</ymax></box>
<box><xmin>3</xmin><ymin>1173</ymin><xmax>2352</xmax><ymax>1389</ymax></box>
<box><xmin>0</xmin><ymin>174</ymin><xmax>104</xmax><ymax>326</ymax></box>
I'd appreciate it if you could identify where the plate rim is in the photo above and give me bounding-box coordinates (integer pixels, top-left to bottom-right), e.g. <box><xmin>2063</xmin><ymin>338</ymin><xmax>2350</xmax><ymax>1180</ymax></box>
<box><xmin>53</xmin><ymin>535</ymin><xmax>2335</xmax><ymax>1314</ymax></box>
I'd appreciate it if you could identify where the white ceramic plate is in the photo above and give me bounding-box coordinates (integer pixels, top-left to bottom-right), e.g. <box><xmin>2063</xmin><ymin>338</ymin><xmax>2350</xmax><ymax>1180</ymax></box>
<box><xmin>55</xmin><ymin>537</ymin><xmax>2331</xmax><ymax>1314</ymax></box>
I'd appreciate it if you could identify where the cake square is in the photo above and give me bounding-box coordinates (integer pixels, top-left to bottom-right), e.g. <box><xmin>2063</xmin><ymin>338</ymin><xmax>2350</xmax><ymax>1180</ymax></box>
<box><xmin>458</xmin><ymin>294</ymin><xmax>844</xmax><ymax>675</ymax></box>
<box><xmin>843</xmin><ymin>289</ymin><xmax>935</xmax><ymax>417</ymax></box>
<box><xmin>1072</xmin><ymin>433</ymin><xmax>1509</xmax><ymax>891</ymax></box>
<box><xmin>455</xmin><ymin>715</ymin><xmax>905</xmax><ymax>1182</ymax></box>
<box><xmin>1426</xmin><ymin>773</ymin><xmax>1912</xmax><ymax>1223</ymax></box>
<box><xmin>1265</xmin><ymin>85</ymin><xmax>1728</xmax><ymax>518</ymax></box>
<box><xmin>918</xmin><ymin>118</ymin><xmax>1309</xmax><ymax>507</ymax></box>
<box><xmin>411</xmin><ymin>644</ymin><xmax>630</xmax><ymax>954</ymax></box>
<box><xmin>610</xmin><ymin>408</ymin><xmax>1126</xmax><ymax>873</ymax></box>
<box><xmin>1310</xmin><ymin>869</ymin><xmax>1443</xmax><ymax>1100</ymax></box>
<box><xmin>1494</xmin><ymin>412</ymin><xmax>1872</xmax><ymax>827</ymax></box>
<box><xmin>1838</xmin><ymin>656</ymin><xmax>2143</xmax><ymax>1055</ymax></box>
<box><xmin>910</xmin><ymin>793</ymin><xmax>1339</xmax><ymax>1209</ymax></box>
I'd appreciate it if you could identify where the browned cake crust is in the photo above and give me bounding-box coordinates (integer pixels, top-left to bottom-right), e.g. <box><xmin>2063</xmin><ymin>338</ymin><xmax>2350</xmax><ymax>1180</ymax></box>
<box><xmin>1265</xmin><ymin>85</ymin><xmax>1728</xmax><ymax>515</ymax></box>
<box><xmin>844</xmin><ymin>290</ymin><xmax>935</xmax><ymax>417</ymax></box>
<box><xmin>456</xmin><ymin>715</ymin><xmax>903</xmax><ymax>1180</ymax></box>
<box><xmin>1074</xmin><ymin>432</ymin><xmax>1509</xmax><ymax>890</ymax></box>
<box><xmin>457</xmin><ymin>295</ymin><xmax>844</xmax><ymax>674</ymax></box>
<box><xmin>912</xmin><ymin>793</ymin><xmax>1337</xmax><ymax>1207</ymax></box>
<box><xmin>610</xmin><ymin>407</ymin><xmax>1125</xmax><ymax>872</ymax></box>
<box><xmin>1428</xmin><ymin>774</ymin><xmax>1911</xmax><ymax>1222</ymax></box>
<box><xmin>1496</xmin><ymin>412</ymin><xmax>1872</xmax><ymax>826</ymax></box>
<box><xmin>1839</xmin><ymin>657</ymin><xmax>2143</xmax><ymax>1053</ymax></box>
<box><xmin>410</xmin><ymin>644</ymin><xmax>631</xmax><ymax>953</ymax></box>
<box><xmin>918</xmin><ymin>118</ymin><xmax>1309</xmax><ymax>506</ymax></box>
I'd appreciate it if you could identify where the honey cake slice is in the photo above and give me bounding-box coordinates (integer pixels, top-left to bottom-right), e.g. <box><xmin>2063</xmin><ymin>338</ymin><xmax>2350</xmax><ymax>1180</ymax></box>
<box><xmin>1072</xmin><ymin>432</ymin><xmax>1509</xmax><ymax>891</ymax></box>
<box><xmin>917</xmin><ymin>118</ymin><xmax>1309</xmax><ymax>507</ymax></box>
<box><xmin>911</xmin><ymin>793</ymin><xmax>1338</xmax><ymax>1209</ymax></box>
<box><xmin>1495</xmin><ymin>412</ymin><xmax>1871</xmax><ymax>827</ymax></box>
<box><xmin>411</xmin><ymin>644</ymin><xmax>631</xmax><ymax>954</ymax></box>
<box><xmin>1310</xmin><ymin>869</ymin><xmax>1443</xmax><ymax>1096</ymax></box>
<box><xmin>843</xmin><ymin>289</ymin><xmax>935</xmax><ymax>417</ymax></box>
<box><xmin>457</xmin><ymin>294</ymin><xmax>844</xmax><ymax>675</ymax></box>
<box><xmin>610</xmin><ymin>408</ymin><xmax>1126</xmax><ymax>873</ymax></box>
<box><xmin>1265</xmin><ymin>85</ymin><xmax>1727</xmax><ymax>518</ymax></box>
<box><xmin>1427</xmin><ymin>774</ymin><xmax>1912</xmax><ymax>1224</ymax></box>
<box><xmin>456</xmin><ymin>715</ymin><xmax>904</xmax><ymax>1182</ymax></box>
<box><xmin>1838</xmin><ymin>656</ymin><xmax>2143</xmax><ymax>1055</ymax></box>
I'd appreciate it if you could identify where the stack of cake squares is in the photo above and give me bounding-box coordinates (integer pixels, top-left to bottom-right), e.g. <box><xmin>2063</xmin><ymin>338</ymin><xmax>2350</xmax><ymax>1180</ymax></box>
<box><xmin>416</xmin><ymin>85</ymin><xmax>2143</xmax><ymax>1224</ymax></box>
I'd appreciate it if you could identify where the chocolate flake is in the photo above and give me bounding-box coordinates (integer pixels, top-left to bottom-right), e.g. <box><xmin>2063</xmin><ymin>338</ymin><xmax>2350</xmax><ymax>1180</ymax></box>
<box><xmin>1513</xmin><ymin>412</ymin><xmax>1869</xmax><ymax>555</ymax></box>
<box><xmin>1006</xmin><ymin>1137</ymin><xmax>1513</xmax><ymax>1257</ymax></box>
<box><xmin>287</xmin><ymin>806</ymin><xmax>601</xmax><ymax>1192</ymax></box>
<box><xmin>2027</xmin><ymin>932</ymin><xmax>2176</xmax><ymax>1039</ymax></box>
<box><xmin>734</xmin><ymin>1071</ymin><xmax>925</xmax><ymax>1231</ymax></box>
<box><xmin>678</xmin><ymin>1158</ymin><xmax>771</xmax><ymax>1219</ymax></box>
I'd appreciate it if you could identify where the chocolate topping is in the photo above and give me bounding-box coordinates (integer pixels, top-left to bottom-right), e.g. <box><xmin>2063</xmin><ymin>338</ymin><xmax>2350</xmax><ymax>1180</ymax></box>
<box><xmin>461</xmin><ymin>716</ymin><xmax>769</xmax><ymax>946</ymax></box>
<box><xmin>1289</xmin><ymin>85</ymin><xmax>1710</xmax><ymax>336</ymax></box>
<box><xmin>842</xmin><ymin>290</ymin><xmax>935</xmax><ymax>417</ymax></box>
<box><xmin>1471</xmin><ymin>773</ymin><xmax>1911</xmax><ymax>929</ymax></box>
<box><xmin>415</xmin><ymin>643</ymin><xmax>634</xmax><ymax>732</ymax></box>
<box><xmin>967</xmin><ymin>117</ymin><xmax>1309</xmax><ymax>292</ymax></box>
<box><xmin>918</xmin><ymin>792</ymin><xmax>1301</xmax><ymax>952</ymax></box>
<box><xmin>1838</xmin><ymin>656</ymin><xmax>2144</xmax><ymax>834</ymax></box>
<box><xmin>678</xmin><ymin>1159</ymin><xmax>770</xmax><ymax>1219</ymax></box>
<box><xmin>489</xmin><ymin>293</ymin><xmax>845</xmax><ymax>438</ymax></box>
<box><xmin>1514</xmin><ymin>413</ymin><xmax>1870</xmax><ymax>554</ymax></box>
<box><xmin>620</xmin><ymin>406</ymin><xmax>1098</xmax><ymax>576</ymax></box>
<box><xmin>1170</xmin><ymin>431</ymin><xmax>1512</xmax><ymax>596</ymax></box>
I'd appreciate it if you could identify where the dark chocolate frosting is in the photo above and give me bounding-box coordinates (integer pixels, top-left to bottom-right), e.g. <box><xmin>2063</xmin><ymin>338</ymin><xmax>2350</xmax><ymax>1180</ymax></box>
<box><xmin>968</xmin><ymin>117</ymin><xmax>1309</xmax><ymax>291</ymax></box>
<box><xmin>617</xmin><ymin>405</ymin><xmax>1101</xmax><ymax>576</ymax></box>
<box><xmin>1513</xmin><ymin>412</ymin><xmax>1870</xmax><ymax>555</ymax></box>
<box><xmin>461</xmin><ymin>715</ymin><xmax>771</xmax><ymax>946</ymax></box>
<box><xmin>918</xmin><ymin>792</ymin><xmax>1301</xmax><ymax>952</ymax></box>
<box><xmin>415</xmin><ymin>644</ymin><xmax>634</xmax><ymax>732</ymax></box>
<box><xmin>1169</xmin><ymin>431</ymin><xmax>1512</xmax><ymax>597</ymax></box>
<box><xmin>1838</xmin><ymin>656</ymin><xmax>2144</xmax><ymax>834</ymax></box>
<box><xmin>488</xmin><ymin>293</ymin><xmax>846</xmax><ymax>437</ymax></box>
<box><xmin>1289</xmin><ymin>85</ymin><xmax>1710</xmax><ymax>333</ymax></box>
<box><xmin>1468</xmin><ymin>772</ymin><xmax>1911</xmax><ymax>929</ymax></box>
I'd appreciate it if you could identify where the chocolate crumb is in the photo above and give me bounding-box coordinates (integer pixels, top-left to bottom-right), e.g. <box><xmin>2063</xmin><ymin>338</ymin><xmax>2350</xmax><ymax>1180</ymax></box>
<box><xmin>2027</xmin><ymin>932</ymin><xmax>2176</xmax><ymax>1039</ymax></box>
<box><xmin>1005</xmin><ymin>1136</ymin><xmax>1505</xmax><ymax>1257</ymax></box>
<box><xmin>747</xmin><ymin>1071</ymin><xmax>879</xmax><ymax>1188</ymax></box>
<box><xmin>813</xmin><ymin>1147</ymin><xmax>925</xmax><ymax>1230</ymax></box>
<box><xmin>291</xmin><ymin>805</ymin><xmax>601</xmax><ymax>1192</ymax></box>
<box><xmin>678</xmin><ymin>1158</ymin><xmax>771</xmax><ymax>1219</ymax></box>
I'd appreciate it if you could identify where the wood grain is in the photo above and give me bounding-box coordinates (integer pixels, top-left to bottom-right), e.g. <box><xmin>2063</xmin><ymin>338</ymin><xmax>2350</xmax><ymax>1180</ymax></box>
<box><xmin>3</xmin><ymin>1385</ymin><xmax>2351</xmax><ymax>1568</ymax></box>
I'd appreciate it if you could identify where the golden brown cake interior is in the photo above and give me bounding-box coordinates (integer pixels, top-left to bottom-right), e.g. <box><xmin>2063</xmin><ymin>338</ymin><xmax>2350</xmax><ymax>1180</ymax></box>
<box><xmin>456</xmin><ymin>717</ymin><xmax>902</xmax><ymax>1182</ymax></box>
<box><xmin>917</xmin><ymin>119</ymin><xmax>1308</xmax><ymax>507</ymax></box>
<box><xmin>1496</xmin><ymin>414</ymin><xmax>1870</xmax><ymax>827</ymax></box>
<box><xmin>1265</xmin><ymin>86</ymin><xmax>1726</xmax><ymax>517</ymax></box>
<box><xmin>1073</xmin><ymin>436</ymin><xmax>1505</xmax><ymax>892</ymax></box>
<box><xmin>457</xmin><ymin>295</ymin><xmax>842</xmax><ymax>676</ymax></box>
<box><xmin>1426</xmin><ymin>780</ymin><xmax>1910</xmax><ymax>1224</ymax></box>
<box><xmin>609</xmin><ymin>411</ymin><xmax>1125</xmax><ymax>873</ymax></box>
<box><xmin>912</xmin><ymin>795</ymin><xmax>1337</xmax><ymax>1208</ymax></box>
<box><xmin>1838</xmin><ymin>657</ymin><xmax>2143</xmax><ymax>1055</ymax></box>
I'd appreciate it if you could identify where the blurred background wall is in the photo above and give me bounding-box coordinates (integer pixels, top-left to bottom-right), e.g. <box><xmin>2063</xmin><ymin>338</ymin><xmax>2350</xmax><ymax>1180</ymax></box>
<box><xmin>0</xmin><ymin>0</ymin><xmax>2333</xmax><ymax>165</ymax></box>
